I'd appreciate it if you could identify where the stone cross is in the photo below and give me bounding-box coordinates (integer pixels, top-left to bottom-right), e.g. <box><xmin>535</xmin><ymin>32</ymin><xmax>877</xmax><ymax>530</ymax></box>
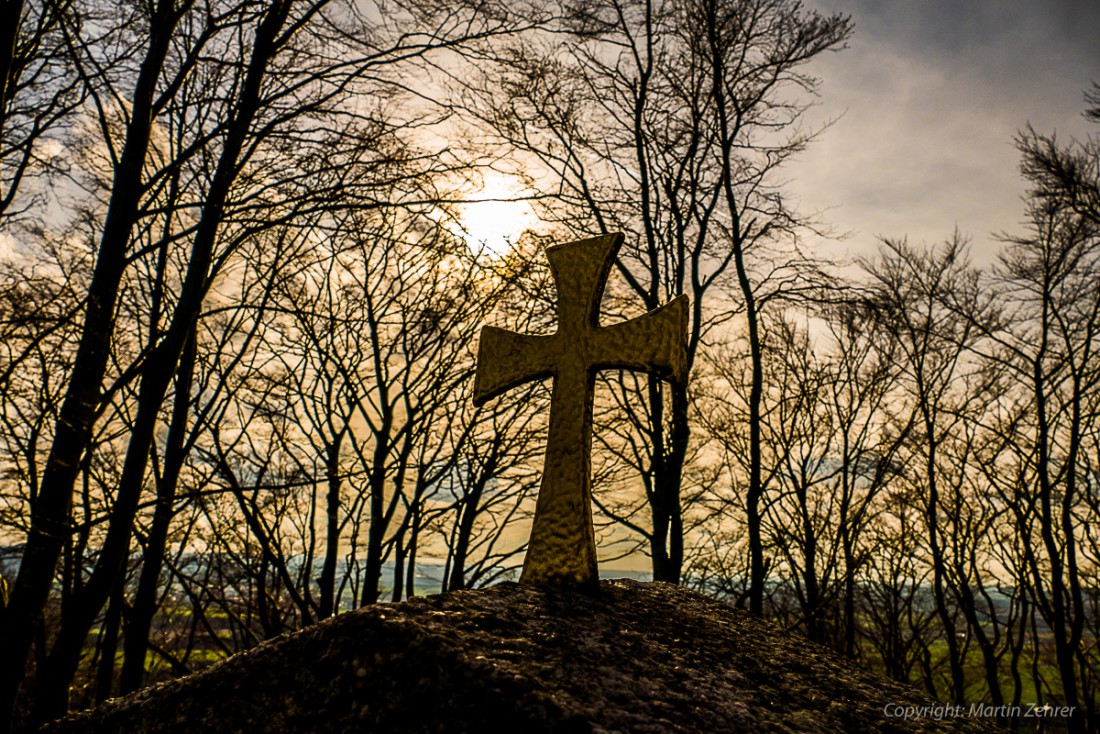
<box><xmin>472</xmin><ymin>233</ymin><xmax>688</xmax><ymax>589</ymax></box>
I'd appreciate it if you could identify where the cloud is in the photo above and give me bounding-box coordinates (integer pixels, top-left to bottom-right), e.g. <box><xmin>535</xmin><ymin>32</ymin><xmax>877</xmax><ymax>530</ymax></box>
<box><xmin>793</xmin><ymin>0</ymin><xmax>1100</xmax><ymax>263</ymax></box>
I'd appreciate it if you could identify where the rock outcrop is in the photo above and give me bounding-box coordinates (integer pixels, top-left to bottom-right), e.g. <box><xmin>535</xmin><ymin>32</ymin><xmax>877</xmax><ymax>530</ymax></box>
<box><xmin>44</xmin><ymin>580</ymin><xmax>1002</xmax><ymax>733</ymax></box>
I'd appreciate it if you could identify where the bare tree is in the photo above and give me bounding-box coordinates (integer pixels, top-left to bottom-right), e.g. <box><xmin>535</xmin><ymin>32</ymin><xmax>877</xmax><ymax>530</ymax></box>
<box><xmin>448</xmin><ymin>0</ymin><xmax>850</xmax><ymax>594</ymax></box>
<box><xmin>0</xmin><ymin>2</ymin><xmax>193</xmax><ymax>723</ymax></box>
<box><xmin>859</xmin><ymin>480</ymin><xmax>937</xmax><ymax>687</ymax></box>
<box><xmin>436</xmin><ymin>389</ymin><xmax>545</xmax><ymax>592</ymax></box>
<box><xmin>0</xmin><ymin>0</ymin><xmax>539</xmax><ymax>726</ymax></box>
<box><xmin>817</xmin><ymin>299</ymin><xmax>911</xmax><ymax>657</ymax></box>
<box><xmin>0</xmin><ymin>0</ymin><xmax>84</xmax><ymax>220</ymax></box>
<box><xmin>978</xmin><ymin>127</ymin><xmax>1099</xmax><ymax>731</ymax></box>
<box><xmin>859</xmin><ymin>235</ymin><xmax>989</xmax><ymax>705</ymax></box>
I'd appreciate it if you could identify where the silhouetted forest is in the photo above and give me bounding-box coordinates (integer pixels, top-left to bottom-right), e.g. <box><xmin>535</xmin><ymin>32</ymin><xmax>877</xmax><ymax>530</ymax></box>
<box><xmin>0</xmin><ymin>0</ymin><xmax>1097</xmax><ymax>732</ymax></box>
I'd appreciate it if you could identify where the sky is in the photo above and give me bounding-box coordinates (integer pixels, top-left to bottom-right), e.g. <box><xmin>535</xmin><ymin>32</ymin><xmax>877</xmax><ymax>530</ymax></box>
<box><xmin>793</xmin><ymin>0</ymin><xmax>1100</xmax><ymax>265</ymax></box>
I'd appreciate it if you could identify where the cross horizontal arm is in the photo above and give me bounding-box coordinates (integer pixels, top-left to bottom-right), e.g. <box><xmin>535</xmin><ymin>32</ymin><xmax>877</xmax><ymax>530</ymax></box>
<box><xmin>472</xmin><ymin>327</ymin><xmax>558</xmax><ymax>407</ymax></box>
<box><xmin>589</xmin><ymin>295</ymin><xmax>689</xmax><ymax>385</ymax></box>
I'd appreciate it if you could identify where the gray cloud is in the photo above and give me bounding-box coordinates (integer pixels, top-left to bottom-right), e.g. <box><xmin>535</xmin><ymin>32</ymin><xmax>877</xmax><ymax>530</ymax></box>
<box><xmin>793</xmin><ymin>0</ymin><xmax>1100</xmax><ymax>263</ymax></box>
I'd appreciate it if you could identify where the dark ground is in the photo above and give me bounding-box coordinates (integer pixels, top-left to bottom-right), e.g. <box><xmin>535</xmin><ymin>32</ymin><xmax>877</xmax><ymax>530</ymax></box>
<box><xmin>42</xmin><ymin>580</ymin><xmax>1004</xmax><ymax>733</ymax></box>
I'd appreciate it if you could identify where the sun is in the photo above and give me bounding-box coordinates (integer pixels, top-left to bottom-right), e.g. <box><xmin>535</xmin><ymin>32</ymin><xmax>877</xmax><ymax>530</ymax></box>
<box><xmin>456</xmin><ymin>174</ymin><xmax>537</xmax><ymax>255</ymax></box>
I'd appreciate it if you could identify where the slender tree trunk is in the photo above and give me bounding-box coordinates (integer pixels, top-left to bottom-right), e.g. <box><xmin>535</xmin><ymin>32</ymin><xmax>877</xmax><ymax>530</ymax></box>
<box><xmin>0</xmin><ymin>3</ymin><xmax>183</xmax><ymax>725</ymax></box>
<box><xmin>741</xmin><ymin>263</ymin><xmax>764</xmax><ymax>616</ymax></box>
<box><xmin>801</xmin><ymin>495</ymin><xmax>821</xmax><ymax>644</ymax></box>
<box><xmin>1032</xmin><ymin>354</ymin><xmax>1083</xmax><ymax>733</ymax></box>
<box><xmin>647</xmin><ymin>378</ymin><xmax>673</xmax><ymax>582</ymax></box>
<box><xmin>27</xmin><ymin>4</ymin><xmax>295</xmax><ymax>722</ymax></box>
<box><xmin>390</xmin><ymin>523</ymin><xmax>406</xmax><ymax>603</ymax></box>
<box><xmin>838</xmin><ymin>440</ymin><xmax>858</xmax><ymax>657</ymax></box>
<box><xmin>1060</xmin><ymin>374</ymin><xmax>1088</xmax><ymax>732</ymax></box>
<box><xmin>704</xmin><ymin>0</ymin><xmax>765</xmax><ymax>611</ymax></box>
<box><xmin>119</xmin><ymin>329</ymin><xmax>197</xmax><ymax>694</ymax></box>
<box><xmin>958</xmin><ymin>583</ymin><xmax>1005</xmax><ymax>715</ymax></box>
<box><xmin>923</xmin><ymin>424</ymin><xmax>965</xmax><ymax>705</ymax></box>
<box><xmin>360</xmin><ymin>459</ymin><xmax>389</xmax><ymax>607</ymax></box>
<box><xmin>405</xmin><ymin>499</ymin><xmax>420</xmax><ymax>597</ymax></box>
<box><xmin>1008</xmin><ymin>593</ymin><xmax>1027</xmax><ymax>715</ymax></box>
<box><xmin>841</xmin><ymin>527</ymin><xmax>857</xmax><ymax>657</ymax></box>
<box><xmin>665</xmin><ymin>382</ymin><xmax>690</xmax><ymax>582</ymax></box>
<box><xmin>0</xmin><ymin>0</ymin><xmax>26</xmax><ymax>185</ymax></box>
<box><xmin>92</xmin><ymin>573</ymin><xmax>126</xmax><ymax>705</ymax></box>
<box><xmin>317</xmin><ymin>431</ymin><xmax>345</xmax><ymax>618</ymax></box>
<box><xmin>448</xmin><ymin>473</ymin><xmax>489</xmax><ymax>591</ymax></box>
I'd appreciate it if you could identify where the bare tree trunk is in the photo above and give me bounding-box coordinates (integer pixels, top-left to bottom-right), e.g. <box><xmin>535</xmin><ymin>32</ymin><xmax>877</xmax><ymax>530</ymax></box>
<box><xmin>118</xmin><ymin>329</ymin><xmax>198</xmax><ymax>694</ymax></box>
<box><xmin>704</xmin><ymin>0</ymin><xmax>771</xmax><ymax>616</ymax></box>
<box><xmin>800</xmin><ymin>487</ymin><xmax>821</xmax><ymax>645</ymax></box>
<box><xmin>27</xmin><ymin>4</ymin><xmax>296</xmax><ymax>721</ymax></box>
<box><xmin>1032</xmin><ymin>354</ymin><xmax>1083</xmax><ymax>733</ymax></box>
<box><xmin>448</xmin><ymin>473</ymin><xmax>490</xmax><ymax>591</ymax></box>
<box><xmin>92</xmin><ymin>573</ymin><xmax>126</xmax><ymax>705</ymax></box>
<box><xmin>405</xmin><ymin>499</ymin><xmax>421</xmax><ymax>598</ymax></box>
<box><xmin>958</xmin><ymin>583</ymin><xmax>1005</xmax><ymax>715</ymax></box>
<box><xmin>648</xmin><ymin>379</ymin><xmax>689</xmax><ymax>583</ymax></box>
<box><xmin>360</xmin><ymin>457</ymin><xmax>390</xmax><ymax>607</ymax></box>
<box><xmin>317</xmin><ymin>431</ymin><xmax>345</xmax><ymax>619</ymax></box>
<box><xmin>0</xmin><ymin>2</ymin><xmax>184</xmax><ymax>724</ymax></box>
<box><xmin>922</xmin><ymin>421</ymin><xmax>965</xmax><ymax>706</ymax></box>
<box><xmin>0</xmin><ymin>0</ymin><xmax>24</xmax><ymax>157</ymax></box>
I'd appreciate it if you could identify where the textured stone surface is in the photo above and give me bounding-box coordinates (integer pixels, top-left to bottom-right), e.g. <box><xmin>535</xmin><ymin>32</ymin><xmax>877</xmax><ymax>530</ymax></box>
<box><xmin>473</xmin><ymin>233</ymin><xmax>688</xmax><ymax>588</ymax></box>
<box><xmin>44</xmin><ymin>581</ymin><xmax>1002</xmax><ymax>734</ymax></box>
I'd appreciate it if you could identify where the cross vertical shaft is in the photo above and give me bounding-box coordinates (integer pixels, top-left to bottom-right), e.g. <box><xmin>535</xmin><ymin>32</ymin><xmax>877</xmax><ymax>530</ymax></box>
<box><xmin>473</xmin><ymin>233</ymin><xmax>687</xmax><ymax>589</ymax></box>
<box><xmin>524</xmin><ymin>351</ymin><xmax>597</xmax><ymax>586</ymax></box>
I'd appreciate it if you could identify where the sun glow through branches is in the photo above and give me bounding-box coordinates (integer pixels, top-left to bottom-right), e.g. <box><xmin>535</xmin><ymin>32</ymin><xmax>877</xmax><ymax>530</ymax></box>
<box><xmin>456</xmin><ymin>174</ymin><xmax>537</xmax><ymax>256</ymax></box>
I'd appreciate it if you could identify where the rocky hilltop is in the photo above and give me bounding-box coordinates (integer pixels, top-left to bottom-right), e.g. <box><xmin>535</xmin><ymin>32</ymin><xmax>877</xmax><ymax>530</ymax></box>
<box><xmin>44</xmin><ymin>580</ymin><xmax>1001</xmax><ymax>733</ymax></box>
